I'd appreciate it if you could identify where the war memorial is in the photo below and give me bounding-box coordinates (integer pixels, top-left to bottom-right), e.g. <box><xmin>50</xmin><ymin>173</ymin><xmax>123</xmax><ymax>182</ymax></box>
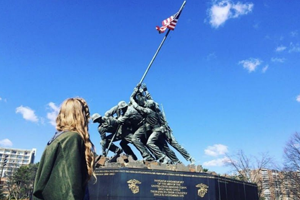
<box><xmin>88</xmin><ymin>1</ymin><xmax>259</xmax><ymax>199</ymax></box>
<box><xmin>89</xmin><ymin>156</ymin><xmax>258</xmax><ymax>200</ymax></box>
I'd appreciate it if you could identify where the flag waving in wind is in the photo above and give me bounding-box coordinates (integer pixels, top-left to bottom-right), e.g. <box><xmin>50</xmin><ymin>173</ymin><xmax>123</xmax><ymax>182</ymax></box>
<box><xmin>138</xmin><ymin>1</ymin><xmax>186</xmax><ymax>84</ymax></box>
<box><xmin>156</xmin><ymin>3</ymin><xmax>185</xmax><ymax>34</ymax></box>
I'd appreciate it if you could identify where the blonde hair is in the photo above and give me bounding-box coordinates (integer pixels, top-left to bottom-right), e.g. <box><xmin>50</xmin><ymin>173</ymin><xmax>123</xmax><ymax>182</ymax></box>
<box><xmin>56</xmin><ymin>97</ymin><xmax>95</xmax><ymax>182</ymax></box>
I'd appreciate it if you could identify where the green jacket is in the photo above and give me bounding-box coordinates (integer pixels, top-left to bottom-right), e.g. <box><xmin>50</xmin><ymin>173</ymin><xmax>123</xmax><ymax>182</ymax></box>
<box><xmin>33</xmin><ymin>131</ymin><xmax>88</xmax><ymax>200</ymax></box>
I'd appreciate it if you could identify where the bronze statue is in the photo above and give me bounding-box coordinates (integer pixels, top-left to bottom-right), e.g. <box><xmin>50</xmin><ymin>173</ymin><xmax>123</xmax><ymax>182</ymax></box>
<box><xmin>92</xmin><ymin>83</ymin><xmax>194</xmax><ymax>165</ymax></box>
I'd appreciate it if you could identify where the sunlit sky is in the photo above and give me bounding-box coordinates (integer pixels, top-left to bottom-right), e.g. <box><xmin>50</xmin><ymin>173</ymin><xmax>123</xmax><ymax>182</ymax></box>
<box><xmin>1</xmin><ymin>0</ymin><xmax>299</xmax><ymax>174</ymax></box>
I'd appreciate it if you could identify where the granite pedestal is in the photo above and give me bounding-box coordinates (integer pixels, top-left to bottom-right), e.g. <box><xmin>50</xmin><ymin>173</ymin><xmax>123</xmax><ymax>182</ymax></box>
<box><xmin>88</xmin><ymin>167</ymin><xmax>258</xmax><ymax>200</ymax></box>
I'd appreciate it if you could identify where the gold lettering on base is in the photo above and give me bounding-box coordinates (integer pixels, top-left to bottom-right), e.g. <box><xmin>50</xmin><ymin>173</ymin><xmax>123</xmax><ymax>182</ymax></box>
<box><xmin>150</xmin><ymin>179</ymin><xmax>188</xmax><ymax>197</ymax></box>
<box><xmin>196</xmin><ymin>183</ymin><xmax>209</xmax><ymax>198</ymax></box>
<box><xmin>127</xmin><ymin>179</ymin><xmax>141</xmax><ymax>194</ymax></box>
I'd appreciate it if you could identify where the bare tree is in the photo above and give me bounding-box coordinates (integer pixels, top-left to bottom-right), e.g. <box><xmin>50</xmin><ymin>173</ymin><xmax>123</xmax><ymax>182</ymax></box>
<box><xmin>226</xmin><ymin>150</ymin><xmax>273</xmax><ymax>182</ymax></box>
<box><xmin>225</xmin><ymin>150</ymin><xmax>273</xmax><ymax>199</ymax></box>
<box><xmin>283</xmin><ymin>132</ymin><xmax>300</xmax><ymax>198</ymax></box>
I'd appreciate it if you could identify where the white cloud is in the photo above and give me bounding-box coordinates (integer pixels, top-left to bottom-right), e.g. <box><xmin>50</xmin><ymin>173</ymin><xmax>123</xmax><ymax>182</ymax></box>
<box><xmin>205</xmin><ymin>144</ymin><xmax>228</xmax><ymax>157</ymax></box>
<box><xmin>271</xmin><ymin>57</ymin><xmax>285</xmax><ymax>63</ymax></box>
<box><xmin>209</xmin><ymin>1</ymin><xmax>231</xmax><ymax>28</ymax></box>
<box><xmin>262</xmin><ymin>65</ymin><xmax>268</xmax><ymax>73</ymax></box>
<box><xmin>203</xmin><ymin>157</ymin><xmax>231</xmax><ymax>167</ymax></box>
<box><xmin>239</xmin><ymin>58</ymin><xmax>261</xmax><ymax>73</ymax></box>
<box><xmin>47</xmin><ymin>102</ymin><xmax>60</xmax><ymax>127</ymax></box>
<box><xmin>231</xmin><ymin>2</ymin><xmax>254</xmax><ymax>17</ymax></box>
<box><xmin>289</xmin><ymin>43</ymin><xmax>300</xmax><ymax>53</ymax></box>
<box><xmin>253</xmin><ymin>22</ymin><xmax>259</xmax><ymax>29</ymax></box>
<box><xmin>206</xmin><ymin>52</ymin><xmax>217</xmax><ymax>61</ymax></box>
<box><xmin>40</xmin><ymin>117</ymin><xmax>46</xmax><ymax>125</ymax></box>
<box><xmin>16</xmin><ymin>106</ymin><xmax>39</xmax><ymax>122</ymax></box>
<box><xmin>296</xmin><ymin>95</ymin><xmax>300</xmax><ymax>103</ymax></box>
<box><xmin>208</xmin><ymin>0</ymin><xmax>254</xmax><ymax>28</ymax></box>
<box><xmin>0</xmin><ymin>139</ymin><xmax>13</xmax><ymax>147</ymax></box>
<box><xmin>275</xmin><ymin>46</ymin><xmax>286</xmax><ymax>52</ymax></box>
<box><xmin>279</xmin><ymin>36</ymin><xmax>284</xmax><ymax>41</ymax></box>
<box><xmin>290</xmin><ymin>30</ymin><xmax>298</xmax><ymax>37</ymax></box>
<box><xmin>0</xmin><ymin>97</ymin><xmax>7</xmax><ymax>102</ymax></box>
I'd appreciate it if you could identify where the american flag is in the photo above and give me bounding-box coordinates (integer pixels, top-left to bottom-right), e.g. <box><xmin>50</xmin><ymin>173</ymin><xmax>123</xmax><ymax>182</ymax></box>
<box><xmin>156</xmin><ymin>10</ymin><xmax>182</xmax><ymax>34</ymax></box>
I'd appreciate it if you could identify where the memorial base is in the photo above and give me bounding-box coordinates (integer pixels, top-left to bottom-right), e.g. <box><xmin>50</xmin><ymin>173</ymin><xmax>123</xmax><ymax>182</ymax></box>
<box><xmin>89</xmin><ymin>167</ymin><xmax>258</xmax><ymax>200</ymax></box>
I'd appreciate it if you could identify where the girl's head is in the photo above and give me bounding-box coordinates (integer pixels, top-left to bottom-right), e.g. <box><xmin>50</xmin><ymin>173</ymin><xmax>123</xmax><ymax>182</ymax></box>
<box><xmin>56</xmin><ymin>98</ymin><xmax>90</xmax><ymax>132</ymax></box>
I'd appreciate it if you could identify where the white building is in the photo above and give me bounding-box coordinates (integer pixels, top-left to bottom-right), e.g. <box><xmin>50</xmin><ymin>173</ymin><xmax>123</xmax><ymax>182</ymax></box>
<box><xmin>0</xmin><ymin>147</ymin><xmax>36</xmax><ymax>178</ymax></box>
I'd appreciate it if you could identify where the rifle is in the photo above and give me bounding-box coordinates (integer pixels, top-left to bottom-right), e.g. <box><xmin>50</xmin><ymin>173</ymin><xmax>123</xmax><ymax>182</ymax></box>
<box><xmin>105</xmin><ymin>124</ymin><xmax>122</xmax><ymax>157</ymax></box>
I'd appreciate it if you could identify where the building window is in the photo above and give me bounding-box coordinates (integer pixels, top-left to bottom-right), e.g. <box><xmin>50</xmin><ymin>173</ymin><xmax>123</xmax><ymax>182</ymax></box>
<box><xmin>264</xmin><ymin>189</ymin><xmax>271</xmax><ymax>196</ymax></box>
<box><xmin>275</xmin><ymin>190</ymin><xmax>280</xmax><ymax>197</ymax></box>
<box><xmin>285</xmin><ymin>189</ymin><xmax>290</xmax><ymax>197</ymax></box>
<box><xmin>275</xmin><ymin>181</ymin><xmax>280</xmax><ymax>188</ymax></box>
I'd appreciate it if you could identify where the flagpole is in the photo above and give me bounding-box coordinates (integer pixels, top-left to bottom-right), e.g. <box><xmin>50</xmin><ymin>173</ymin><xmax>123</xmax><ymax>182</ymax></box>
<box><xmin>138</xmin><ymin>0</ymin><xmax>186</xmax><ymax>85</ymax></box>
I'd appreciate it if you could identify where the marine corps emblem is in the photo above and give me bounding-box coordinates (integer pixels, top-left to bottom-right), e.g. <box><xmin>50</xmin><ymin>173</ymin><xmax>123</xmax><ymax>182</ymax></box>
<box><xmin>196</xmin><ymin>183</ymin><xmax>209</xmax><ymax>198</ymax></box>
<box><xmin>127</xmin><ymin>179</ymin><xmax>141</xmax><ymax>194</ymax></box>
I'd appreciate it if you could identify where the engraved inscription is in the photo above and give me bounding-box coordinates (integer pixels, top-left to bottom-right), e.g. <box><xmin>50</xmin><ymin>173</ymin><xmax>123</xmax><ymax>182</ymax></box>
<box><xmin>96</xmin><ymin>169</ymin><xmax>216</xmax><ymax>180</ymax></box>
<box><xmin>150</xmin><ymin>179</ymin><xmax>188</xmax><ymax>197</ymax></box>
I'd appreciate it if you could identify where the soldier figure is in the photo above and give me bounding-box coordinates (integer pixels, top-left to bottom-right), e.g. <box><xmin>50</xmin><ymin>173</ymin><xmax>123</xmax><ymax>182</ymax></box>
<box><xmin>130</xmin><ymin>86</ymin><xmax>177</xmax><ymax>164</ymax></box>
<box><xmin>91</xmin><ymin>113</ymin><xmax>123</xmax><ymax>157</ymax></box>
<box><xmin>116</xmin><ymin>105</ymin><xmax>155</xmax><ymax>161</ymax></box>
<box><xmin>135</xmin><ymin>84</ymin><xmax>195</xmax><ymax>164</ymax></box>
<box><xmin>163</xmin><ymin>125</ymin><xmax>195</xmax><ymax>164</ymax></box>
<box><xmin>104</xmin><ymin>101</ymin><xmax>139</xmax><ymax>160</ymax></box>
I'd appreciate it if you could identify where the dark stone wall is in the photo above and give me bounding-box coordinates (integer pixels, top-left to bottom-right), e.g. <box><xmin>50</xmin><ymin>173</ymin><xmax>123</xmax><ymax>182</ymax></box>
<box><xmin>89</xmin><ymin>168</ymin><xmax>258</xmax><ymax>200</ymax></box>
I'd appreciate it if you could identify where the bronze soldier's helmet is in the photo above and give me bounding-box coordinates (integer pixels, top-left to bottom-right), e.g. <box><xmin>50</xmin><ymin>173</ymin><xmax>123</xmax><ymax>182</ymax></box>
<box><xmin>91</xmin><ymin>113</ymin><xmax>102</xmax><ymax>123</ymax></box>
<box><xmin>118</xmin><ymin>101</ymin><xmax>128</xmax><ymax>109</ymax></box>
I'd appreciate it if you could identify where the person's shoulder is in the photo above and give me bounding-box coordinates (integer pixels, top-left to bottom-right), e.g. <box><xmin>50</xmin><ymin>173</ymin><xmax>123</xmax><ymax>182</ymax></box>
<box><xmin>57</xmin><ymin>132</ymin><xmax>84</xmax><ymax>149</ymax></box>
<box><xmin>52</xmin><ymin>131</ymin><xmax>82</xmax><ymax>144</ymax></box>
<box><xmin>61</xmin><ymin>131</ymin><xmax>81</xmax><ymax>139</ymax></box>
<box><xmin>44</xmin><ymin>132</ymin><xmax>82</xmax><ymax>156</ymax></box>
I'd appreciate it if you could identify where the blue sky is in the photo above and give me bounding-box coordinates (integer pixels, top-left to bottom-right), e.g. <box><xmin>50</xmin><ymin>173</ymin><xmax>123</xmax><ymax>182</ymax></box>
<box><xmin>0</xmin><ymin>0</ymin><xmax>299</xmax><ymax>174</ymax></box>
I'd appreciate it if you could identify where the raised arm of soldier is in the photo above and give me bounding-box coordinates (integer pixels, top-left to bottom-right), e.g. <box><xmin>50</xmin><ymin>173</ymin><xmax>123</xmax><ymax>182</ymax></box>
<box><xmin>130</xmin><ymin>87</ymin><xmax>151</xmax><ymax>115</ymax></box>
